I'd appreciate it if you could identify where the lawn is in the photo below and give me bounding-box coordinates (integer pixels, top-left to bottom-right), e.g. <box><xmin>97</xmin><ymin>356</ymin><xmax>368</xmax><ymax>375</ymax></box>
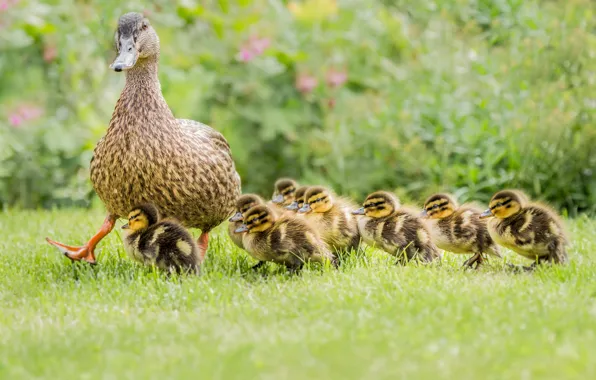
<box><xmin>0</xmin><ymin>209</ymin><xmax>595</xmax><ymax>379</ymax></box>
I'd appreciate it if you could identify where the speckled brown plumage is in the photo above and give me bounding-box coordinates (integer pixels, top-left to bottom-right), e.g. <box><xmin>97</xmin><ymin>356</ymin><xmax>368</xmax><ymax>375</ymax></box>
<box><xmin>239</xmin><ymin>205</ymin><xmax>336</xmax><ymax>271</ymax></box>
<box><xmin>355</xmin><ymin>191</ymin><xmax>440</xmax><ymax>264</ymax></box>
<box><xmin>91</xmin><ymin>13</ymin><xmax>240</xmax><ymax>232</ymax></box>
<box><xmin>123</xmin><ymin>204</ymin><xmax>200</xmax><ymax>274</ymax></box>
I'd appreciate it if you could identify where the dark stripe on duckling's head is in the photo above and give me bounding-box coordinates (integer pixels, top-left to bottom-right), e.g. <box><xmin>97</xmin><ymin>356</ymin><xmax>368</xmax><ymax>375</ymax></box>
<box><xmin>243</xmin><ymin>205</ymin><xmax>275</xmax><ymax>232</ymax></box>
<box><xmin>274</xmin><ymin>178</ymin><xmax>298</xmax><ymax>194</ymax></box>
<box><xmin>423</xmin><ymin>193</ymin><xmax>458</xmax><ymax>219</ymax></box>
<box><xmin>129</xmin><ymin>203</ymin><xmax>160</xmax><ymax>226</ymax></box>
<box><xmin>362</xmin><ymin>191</ymin><xmax>399</xmax><ymax>218</ymax></box>
<box><xmin>484</xmin><ymin>189</ymin><xmax>527</xmax><ymax>219</ymax></box>
<box><xmin>235</xmin><ymin>194</ymin><xmax>264</xmax><ymax>213</ymax></box>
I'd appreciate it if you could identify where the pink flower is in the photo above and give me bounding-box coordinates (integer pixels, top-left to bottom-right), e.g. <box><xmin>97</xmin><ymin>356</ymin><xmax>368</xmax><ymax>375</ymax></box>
<box><xmin>7</xmin><ymin>104</ymin><xmax>43</xmax><ymax>127</ymax></box>
<box><xmin>236</xmin><ymin>35</ymin><xmax>271</xmax><ymax>63</ymax></box>
<box><xmin>249</xmin><ymin>36</ymin><xmax>270</xmax><ymax>55</ymax></box>
<box><xmin>43</xmin><ymin>44</ymin><xmax>57</xmax><ymax>62</ymax></box>
<box><xmin>18</xmin><ymin>105</ymin><xmax>43</xmax><ymax>120</ymax></box>
<box><xmin>0</xmin><ymin>0</ymin><xmax>19</xmax><ymax>12</ymax></box>
<box><xmin>295</xmin><ymin>73</ymin><xmax>318</xmax><ymax>95</ymax></box>
<box><xmin>8</xmin><ymin>113</ymin><xmax>23</xmax><ymax>127</ymax></box>
<box><xmin>236</xmin><ymin>47</ymin><xmax>255</xmax><ymax>62</ymax></box>
<box><xmin>325</xmin><ymin>68</ymin><xmax>347</xmax><ymax>88</ymax></box>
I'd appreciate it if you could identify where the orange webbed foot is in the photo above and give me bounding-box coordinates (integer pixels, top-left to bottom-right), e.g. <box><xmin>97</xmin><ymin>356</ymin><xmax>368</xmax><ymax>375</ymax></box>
<box><xmin>45</xmin><ymin>238</ymin><xmax>97</xmax><ymax>264</ymax></box>
<box><xmin>46</xmin><ymin>214</ymin><xmax>117</xmax><ymax>265</ymax></box>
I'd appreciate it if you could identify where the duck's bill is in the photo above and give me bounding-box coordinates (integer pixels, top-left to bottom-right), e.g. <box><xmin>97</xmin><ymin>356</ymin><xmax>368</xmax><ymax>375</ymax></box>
<box><xmin>285</xmin><ymin>201</ymin><xmax>299</xmax><ymax>210</ymax></box>
<box><xmin>420</xmin><ymin>209</ymin><xmax>428</xmax><ymax>218</ymax></box>
<box><xmin>110</xmin><ymin>37</ymin><xmax>138</xmax><ymax>72</ymax></box>
<box><xmin>271</xmin><ymin>194</ymin><xmax>284</xmax><ymax>204</ymax></box>
<box><xmin>229</xmin><ymin>212</ymin><xmax>243</xmax><ymax>222</ymax></box>
<box><xmin>479</xmin><ymin>209</ymin><xmax>493</xmax><ymax>219</ymax></box>
<box><xmin>297</xmin><ymin>204</ymin><xmax>311</xmax><ymax>214</ymax></box>
<box><xmin>234</xmin><ymin>225</ymin><xmax>249</xmax><ymax>233</ymax></box>
<box><xmin>121</xmin><ymin>223</ymin><xmax>130</xmax><ymax>230</ymax></box>
<box><xmin>352</xmin><ymin>207</ymin><xmax>365</xmax><ymax>215</ymax></box>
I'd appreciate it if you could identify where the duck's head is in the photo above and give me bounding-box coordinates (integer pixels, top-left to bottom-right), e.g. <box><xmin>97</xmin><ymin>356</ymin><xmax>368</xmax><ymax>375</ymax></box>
<box><xmin>285</xmin><ymin>186</ymin><xmax>309</xmax><ymax>211</ymax></box>
<box><xmin>271</xmin><ymin>178</ymin><xmax>298</xmax><ymax>205</ymax></box>
<box><xmin>480</xmin><ymin>190</ymin><xmax>527</xmax><ymax>219</ymax></box>
<box><xmin>353</xmin><ymin>191</ymin><xmax>399</xmax><ymax>218</ymax></box>
<box><xmin>110</xmin><ymin>12</ymin><xmax>160</xmax><ymax>72</ymax></box>
<box><xmin>122</xmin><ymin>203</ymin><xmax>159</xmax><ymax>232</ymax></box>
<box><xmin>235</xmin><ymin>205</ymin><xmax>275</xmax><ymax>234</ymax></box>
<box><xmin>298</xmin><ymin>186</ymin><xmax>334</xmax><ymax>214</ymax></box>
<box><xmin>229</xmin><ymin>194</ymin><xmax>264</xmax><ymax>222</ymax></box>
<box><xmin>421</xmin><ymin>193</ymin><xmax>458</xmax><ymax>219</ymax></box>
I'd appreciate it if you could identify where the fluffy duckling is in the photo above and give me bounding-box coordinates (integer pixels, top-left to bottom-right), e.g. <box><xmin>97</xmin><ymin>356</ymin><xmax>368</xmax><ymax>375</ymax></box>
<box><xmin>228</xmin><ymin>194</ymin><xmax>267</xmax><ymax>250</ymax></box>
<box><xmin>285</xmin><ymin>186</ymin><xmax>310</xmax><ymax>212</ymax></box>
<box><xmin>271</xmin><ymin>178</ymin><xmax>298</xmax><ymax>207</ymax></box>
<box><xmin>236</xmin><ymin>205</ymin><xmax>336</xmax><ymax>271</ymax></box>
<box><xmin>297</xmin><ymin>186</ymin><xmax>360</xmax><ymax>253</ymax></box>
<box><xmin>422</xmin><ymin>193</ymin><xmax>501</xmax><ymax>268</ymax></box>
<box><xmin>122</xmin><ymin>204</ymin><xmax>200</xmax><ymax>275</ymax></box>
<box><xmin>480</xmin><ymin>190</ymin><xmax>568</xmax><ymax>268</ymax></box>
<box><xmin>353</xmin><ymin>191</ymin><xmax>440</xmax><ymax>264</ymax></box>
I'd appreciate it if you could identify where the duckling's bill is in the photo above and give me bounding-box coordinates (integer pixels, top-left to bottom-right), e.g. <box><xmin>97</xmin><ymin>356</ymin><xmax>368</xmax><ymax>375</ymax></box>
<box><xmin>229</xmin><ymin>211</ymin><xmax>243</xmax><ymax>222</ymax></box>
<box><xmin>479</xmin><ymin>209</ymin><xmax>493</xmax><ymax>219</ymax></box>
<box><xmin>235</xmin><ymin>224</ymin><xmax>249</xmax><ymax>233</ymax></box>
<box><xmin>352</xmin><ymin>207</ymin><xmax>365</xmax><ymax>215</ymax></box>
<box><xmin>298</xmin><ymin>204</ymin><xmax>312</xmax><ymax>213</ymax></box>
<box><xmin>285</xmin><ymin>201</ymin><xmax>299</xmax><ymax>210</ymax></box>
<box><xmin>272</xmin><ymin>194</ymin><xmax>284</xmax><ymax>204</ymax></box>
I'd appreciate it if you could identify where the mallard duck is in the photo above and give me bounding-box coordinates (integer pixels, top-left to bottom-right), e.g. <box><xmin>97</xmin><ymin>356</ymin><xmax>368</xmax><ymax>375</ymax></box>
<box><xmin>122</xmin><ymin>204</ymin><xmax>200</xmax><ymax>275</ymax></box>
<box><xmin>271</xmin><ymin>178</ymin><xmax>298</xmax><ymax>206</ymax></box>
<box><xmin>421</xmin><ymin>193</ymin><xmax>501</xmax><ymax>268</ymax></box>
<box><xmin>285</xmin><ymin>186</ymin><xmax>309</xmax><ymax>212</ymax></box>
<box><xmin>479</xmin><ymin>189</ymin><xmax>568</xmax><ymax>268</ymax></box>
<box><xmin>236</xmin><ymin>205</ymin><xmax>336</xmax><ymax>272</ymax></box>
<box><xmin>297</xmin><ymin>186</ymin><xmax>360</xmax><ymax>253</ymax></box>
<box><xmin>46</xmin><ymin>12</ymin><xmax>241</xmax><ymax>264</ymax></box>
<box><xmin>353</xmin><ymin>191</ymin><xmax>440</xmax><ymax>264</ymax></box>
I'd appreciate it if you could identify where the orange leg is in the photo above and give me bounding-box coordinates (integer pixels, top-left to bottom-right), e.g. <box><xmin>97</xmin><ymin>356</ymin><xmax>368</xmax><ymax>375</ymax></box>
<box><xmin>46</xmin><ymin>214</ymin><xmax>117</xmax><ymax>264</ymax></box>
<box><xmin>197</xmin><ymin>231</ymin><xmax>209</xmax><ymax>263</ymax></box>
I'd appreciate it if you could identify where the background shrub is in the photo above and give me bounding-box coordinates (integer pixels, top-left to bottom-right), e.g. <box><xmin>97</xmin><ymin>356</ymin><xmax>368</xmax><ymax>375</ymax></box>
<box><xmin>0</xmin><ymin>0</ymin><xmax>594</xmax><ymax>214</ymax></box>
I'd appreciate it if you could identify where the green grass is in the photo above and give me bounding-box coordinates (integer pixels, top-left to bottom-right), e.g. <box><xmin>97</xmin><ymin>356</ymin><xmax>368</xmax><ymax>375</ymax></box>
<box><xmin>1</xmin><ymin>209</ymin><xmax>595</xmax><ymax>379</ymax></box>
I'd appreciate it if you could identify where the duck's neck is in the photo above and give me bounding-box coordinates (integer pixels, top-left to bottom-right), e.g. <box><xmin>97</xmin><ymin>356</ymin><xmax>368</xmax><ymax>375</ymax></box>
<box><xmin>123</xmin><ymin>56</ymin><xmax>160</xmax><ymax>91</ymax></box>
<box><xmin>110</xmin><ymin>55</ymin><xmax>177</xmax><ymax>133</ymax></box>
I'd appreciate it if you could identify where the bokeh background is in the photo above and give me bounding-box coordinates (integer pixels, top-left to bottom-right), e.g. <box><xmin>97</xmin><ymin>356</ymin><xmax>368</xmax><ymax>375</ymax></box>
<box><xmin>1</xmin><ymin>0</ymin><xmax>595</xmax><ymax>214</ymax></box>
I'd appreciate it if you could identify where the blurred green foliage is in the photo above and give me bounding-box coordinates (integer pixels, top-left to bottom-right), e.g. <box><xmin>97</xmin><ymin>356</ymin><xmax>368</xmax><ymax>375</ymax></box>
<box><xmin>0</xmin><ymin>0</ymin><xmax>595</xmax><ymax>214</ymax></box>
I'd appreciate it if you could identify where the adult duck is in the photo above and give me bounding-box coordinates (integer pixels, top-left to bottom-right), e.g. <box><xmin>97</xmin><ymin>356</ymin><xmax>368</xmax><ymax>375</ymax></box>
<box><xmin>46</xmin><ymin>12</ymin><xmax>241</xmax><ymax>263</ymax></box>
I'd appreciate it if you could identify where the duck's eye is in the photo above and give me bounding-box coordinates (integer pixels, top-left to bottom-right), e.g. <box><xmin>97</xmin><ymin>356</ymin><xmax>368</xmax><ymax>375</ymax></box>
<box><xmin>141</xmin><ymin>22</ymin><xmax>149</xmax><ymax>31</ymax></box>
<box><xmin>433</xmin><ymin>205</ymin><xmax>439</xmax><ymax>209</ymax></box>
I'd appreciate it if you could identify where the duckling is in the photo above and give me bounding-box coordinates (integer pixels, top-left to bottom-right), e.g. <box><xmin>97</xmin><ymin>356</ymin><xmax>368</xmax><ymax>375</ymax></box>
<box><xmin>480</xmin><ymin>189</ymin><xmax>568</xmax><ymax>268</ymax></box>
<box><xmin>46</xmin><ymin>12</ymin><xmax>241</xmax><ymax>265</ymax></box>
<box><xmin>228</xmin><ymin>194</ymin><xmax>267</xmax><ymax>250</ymax></box>
<box><xmin>297</xmin><ymin>186</ymin><xmax>360</xmax><ymax>253</ymax></box>
<box><xmin>121</xmin><ymin>204</ymin><xmax>200</xmax><ymax>275</ymax></box>
<box><xmin>271</xmin><ymin>178</ymin><xmax>299</xmax><ymax>207</ymax></box>
<box><xmin>421</xmin><ymin>193</ymin><xmax>501</xmax><ymax>268</ymax></box>
<box><xmin>353</xmin><ymin>191</ymin><xmax>441</xmax><ymax>264</ymax></box>
<box><xmin>236</xmin><ymin>205</ymin><xmax>336</xmax><ymax>272</ymax></box>
<box><xmin>285</xmin><ymin>186</ymin><xmax>310</xmax><ymax>212</ymax></box>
